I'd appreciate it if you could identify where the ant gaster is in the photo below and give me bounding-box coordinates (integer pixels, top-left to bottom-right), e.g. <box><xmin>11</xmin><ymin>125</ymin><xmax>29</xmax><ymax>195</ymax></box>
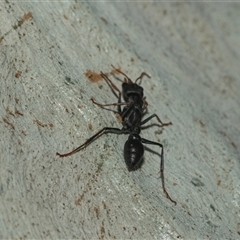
<box><xmin>57</xmin><ymin>66</ymin><xmax>176</xmax><ymax>205</ymax></box>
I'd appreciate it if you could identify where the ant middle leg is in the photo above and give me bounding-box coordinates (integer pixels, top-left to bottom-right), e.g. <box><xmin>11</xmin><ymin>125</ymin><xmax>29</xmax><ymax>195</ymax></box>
<box><xmin>140</xmin><ymin>114</ymin><xmax>172</xmax><ymax>127</ymax></box>
<box><xmin>56</xmin><ymin>127</ymin><xmax>124</xmax><ymax>157</ymax></box>
<box><xmin>141</xmin><ymin>137</ymin><xmax>176</xmax><ymax>205</ymax></box>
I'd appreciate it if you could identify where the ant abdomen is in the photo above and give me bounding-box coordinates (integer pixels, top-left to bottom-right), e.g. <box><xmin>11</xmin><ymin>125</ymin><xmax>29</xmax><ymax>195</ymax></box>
<box><xmin>124</xmin><ymin>134</ymin><xmax>144</xmax><ymax>171</ymax></box>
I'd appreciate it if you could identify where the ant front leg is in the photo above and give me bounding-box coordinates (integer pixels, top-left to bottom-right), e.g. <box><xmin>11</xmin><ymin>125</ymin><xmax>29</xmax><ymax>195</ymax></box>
<box><xmin>101</xmin><ymin>71</ymin><xmax>122</xmax><ymax>114</ymax></box>
<box><xmin>56</xmin><ymin>127</ymin><xmax>124</xmax><ymax>157</ymax></box>
<box><xmin>90</xmin><ymin>97</ymin><xmax>127</xmax><ymax>113</ymax></box>
<box><xmin>141</xmin><ymin>114</ymin><xmax>172</xmax><ymax>127</ymax></box>
<box><xmin>141</xmin><ymin>137</ymin><xmax>176</xmax><ymax>205</ymax></box>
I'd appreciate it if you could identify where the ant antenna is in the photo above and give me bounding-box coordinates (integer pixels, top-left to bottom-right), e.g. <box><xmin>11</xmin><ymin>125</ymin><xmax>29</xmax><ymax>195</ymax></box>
<box><xmin>111</xmin><ymin>65</ymin><xmax>133</xmax><ymax>83</ymax></box>
<box><xmin>135</xmin><ymin>72</ymin><xmax>151</xmax><ymax>84</ymax></box>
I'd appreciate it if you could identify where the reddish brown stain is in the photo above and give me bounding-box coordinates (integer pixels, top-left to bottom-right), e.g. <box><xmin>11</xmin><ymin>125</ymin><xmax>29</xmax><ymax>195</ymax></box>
<box><xmin>21</xmin><ymin>130</ymin><xmax>27</xmax><ymax>136</ymax></box>
<box><xmin>100</xmin><ymin>221</ymin><xmax>105</xmax><ymax>240</ymax></box>
<box><xmin>102</xmin><ymin>201</ymin><xmax>107</xmax><ymax>210</ymax></box>
<box><xmin>94</xmin><ymin>206</ymin><xmax>100</xmax><ymax>219</ymax></box>
<box><xmin>34</xmin><ymin>119</ymin><xmax>53</xmax><ymax>128</ymax></box>
<box><xmin>15</xmin><ymin>109</ymin><xmax>23</xmax><ymax>116</ymax></box>
<box><xmin>3</xmin><ymin>118</ymin><xmax>15</xmax><ymax>129</ymax></box>
<box><xmin>15</xmin><ymin>71</ymin><xmax>22</xmax><ymax>78</ymax></box>
<box><xmin>199</xmin><ymin>120</ymin><xmax>205</xmax><ymax>127</ymax></box>
<box><xmin>5</xmin><ymin>107</ymin><xmax>23</xmax><ymax>118</ymax></box>
<box><xmin>75</xmin><ymin>193</ymin><xmax>85</xmax><ymax>206</ymax></box>
<box><xmin>85</xmin><ymin>67</ymin><xmax>122</xmax><ymax>83</ymax></box>
<box><xmin>34</xmin><ymin>119</ymin><xmax>47</xmax><ymax>127</ymax></box>
<box><xmin>18</xmin><ymin>12</ymin><xmax>33</xmax><ymax>27</ymax></box>
<box><xmin>88</xmin><ymin>123</ymin><xmax>93</xmax><ymax>130</ymax></box>
<box><xmin>85</xmin><ymin>70</ymin><xmax>103</xmax><ymax>83</ymax></box>
<box><xmin>6</xmin><ymin>107</ymin><xmax>15</xmax><ymax>117</ymax></box>
<box><xmin>100</xmin><ymin>17</ymin><xmax>108</xmax><ymax>24</ymax></box>
<box><xmin>219</xmin><ymin>131</ymin><xmax>237</xmax><ymax>150</ymax></box>
<box><xmin>231</xmin><ymin>141</ymin><xmax>237</xmax><ymax>149</ymax></box>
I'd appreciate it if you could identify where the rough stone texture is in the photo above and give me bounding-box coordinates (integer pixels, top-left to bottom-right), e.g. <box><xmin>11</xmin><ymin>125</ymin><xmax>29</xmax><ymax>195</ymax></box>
<box><xmin>0</xmin><ymin>2</ymin><xmax>239</xmax><ymax>239</ymax></box>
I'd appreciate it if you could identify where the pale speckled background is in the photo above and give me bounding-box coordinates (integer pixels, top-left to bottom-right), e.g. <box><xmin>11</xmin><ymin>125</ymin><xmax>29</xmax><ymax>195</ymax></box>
<box><xmin>0</xmin><ymin>1</ymin><xmax>239</xmax><ymax>239</ymax></box>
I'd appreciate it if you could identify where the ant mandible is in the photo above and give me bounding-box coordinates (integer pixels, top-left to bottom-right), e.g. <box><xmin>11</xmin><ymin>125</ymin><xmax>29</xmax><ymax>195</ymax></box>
<box><xmin>57</xmin><ymin>65</ymin><xmax>176</xmax><ymax>205</ymax></box>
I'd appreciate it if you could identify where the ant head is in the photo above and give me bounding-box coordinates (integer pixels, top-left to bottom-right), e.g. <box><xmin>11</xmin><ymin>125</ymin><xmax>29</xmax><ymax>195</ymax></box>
<box><xmin>122</xmin><ymin>82</ymin><xmax>144</xmax><ymax>101</ymax></box>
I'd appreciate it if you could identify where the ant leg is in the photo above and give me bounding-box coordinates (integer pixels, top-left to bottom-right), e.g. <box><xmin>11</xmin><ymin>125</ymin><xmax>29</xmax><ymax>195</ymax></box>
<box><xmin>90</xmin><ymin>97</ymin><xmax>128</xmax><ymax>110</ymax></box>
<box><xmin>142</xmin><ymin>96</ymin><xmax>148</xmax><ymax>109</ymax></box>
<box><xmin>135</xmin><ymin>72</ymin><xmax>151</xmax><ymax>84</ymax></box>
<box><xmin>140</xmin><ymin>114</ymin><xmax>172</xmax><ymax>127</ymax></box>
<box><xmin>57</xmin><ymin>127</ymin><xmax>124</xmax><ymax>157</ymax></box>
<box><xmin>141</xmin><ymin>138</ymin><xmax>176</xmax><ymax>205</ymax></box>
<box><xmin>110</xmin><ymin>65</ymin><xmax>133</xmax><ymax>83</ymax></box>
<box><xmin>111</xmin><ymin>65</ymin><xmax>150</xmax><ymax>85</ymax></box>
<box><xmin>101</xmin><ymin>71</ymin><xmax>122</xmax><ymax>114</ymax></box>
<box><xmin>120</xmin><ymin>102</ymin><xmax>135</xmax><ymax>120</ymax></box>
<box><xmin>101</xmin><ymin>72</ymin><xmax>122</xmax><ymax>96</ymax></box>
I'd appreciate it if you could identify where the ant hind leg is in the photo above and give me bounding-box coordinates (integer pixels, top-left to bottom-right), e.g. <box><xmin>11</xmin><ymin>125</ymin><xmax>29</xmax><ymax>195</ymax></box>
<box><xmin>141</xmin><ymin>137</ymin><xmax>176</xmax><ymax>205</ymax></box>
<box><xmin>57</xmin><ymin>127</ymin><xmax>124</xmax><ymax>157</ymax></box>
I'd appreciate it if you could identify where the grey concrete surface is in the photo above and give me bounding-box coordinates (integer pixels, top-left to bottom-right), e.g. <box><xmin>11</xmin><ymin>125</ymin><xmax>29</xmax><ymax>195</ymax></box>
<box><xmin>0</xmin><ymin>1</ymin><xmax>239</xmax><ymax>239</ymax></box>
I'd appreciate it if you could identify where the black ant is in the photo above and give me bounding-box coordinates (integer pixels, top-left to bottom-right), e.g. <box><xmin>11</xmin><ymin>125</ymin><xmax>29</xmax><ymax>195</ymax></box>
<box><xmin>57</xmin><ymin>66</ymin><xmax>176</xmax><ymax>205</ymax></box>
